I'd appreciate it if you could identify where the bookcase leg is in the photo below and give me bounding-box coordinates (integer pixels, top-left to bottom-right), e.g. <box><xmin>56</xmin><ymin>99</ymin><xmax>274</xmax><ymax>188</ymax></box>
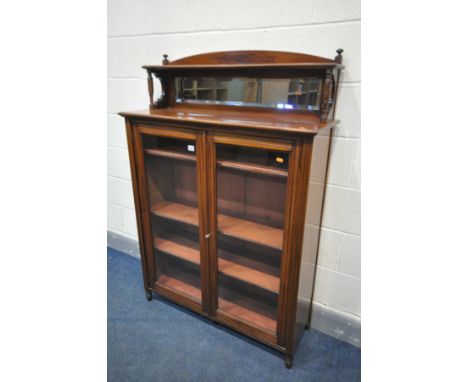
<box><xmin>284</xmin><ymin>355</ymin><xmax>293</xmax><ymax>369</ymax></box>
<box><xmin>305</xmin><ymin>321</ymin><xmax>311</xmax><ymax>330</ymax></box>
<box><xmin>145</xmin><ymin>290</ymin><xmax>153</xmax><ymax>301</ymax></box>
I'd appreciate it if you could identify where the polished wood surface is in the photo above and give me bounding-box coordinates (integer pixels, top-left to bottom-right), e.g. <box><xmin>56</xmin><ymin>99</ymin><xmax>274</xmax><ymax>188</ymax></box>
<box><xmin>217</xmin><ymin>159</ymin><xmax>288</xmax><ymax>178</ymax></box>
<box><xmin>298</xmin><ymin>131</ymin><xmax>332</xmax><ymax>350</ymax></box>
<box><xmin>218</xmin><ymin>213</ymin><xmax>283</xmax><ymax>250</ymax></box>
<box><xmin>154</xmin><ymin>238</ymin><xmax>199</xmax><ymax>264</ymax></box>
<box><xmin>138</xmin><ymin>49</ymin><xmax>344</xmax><ymax>124</ymax></box>
<box><xmin>151</xmin><ymin>201</ymin><xmax>200</xmax><ymax>226</ymax></box>
<box><xmin>144</xmin><ymin>62</ymin><xmax>342</xmax><ymax>71</ymax></box>
<box><xmin>158</xmin><ymin>274</ymin><xmax>202</xmax><ymax>300</ymax></box>
<box><xmin>144</xmin><ymin>50</ymin><xmax>343</xmax><ymax>70</ymax></box>
<box><xmin>120</xmin><ymin>105</ymin><xmax>337</xmax><ymax>136</ymax></box>
<box><xmin>155</xmin><ymin>238</ymin><xmax>280</xmax><ymax>293</ymax></box>
<box><xmin>151</xmin><ymin>201</ymin><xmax>283</xmax><ymax>250</ymax></box>
<box><xmin>157</xmin><ymin>273</ymin><xmax>276</xmax><ymax>333</ymax></box>
<box><xmin>218</xmin><ymin>291</ymin><xmax>277</xmax><ymax>333</ymax></box>
<box><xmin>171</xmin><ymin>50</ymin><xmax>339</xmax><ymax>65</ymax></box>
<box><xmin>144</xmin><ymin>148</ymin><xmax>196</xmax><ymax>162</ymax></box>
<box><xmin>121</xmin><ymin>49</ymin><xmax>344</xmax><ymax>368</ymax></box>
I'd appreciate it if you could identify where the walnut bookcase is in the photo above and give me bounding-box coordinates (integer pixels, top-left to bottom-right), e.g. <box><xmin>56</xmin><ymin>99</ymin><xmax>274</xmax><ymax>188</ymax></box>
<box><xmin>119</xmin><ymin>50</ymin><xmax>344</xmax><ymax>368</ymax></box>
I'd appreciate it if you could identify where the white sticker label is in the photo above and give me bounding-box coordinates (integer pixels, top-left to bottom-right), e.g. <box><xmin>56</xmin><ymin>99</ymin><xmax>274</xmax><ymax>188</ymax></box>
<box><xmin>187</xmin><ymin>145</ymin><xmax>195</xmax><ymax>152</ymax></box>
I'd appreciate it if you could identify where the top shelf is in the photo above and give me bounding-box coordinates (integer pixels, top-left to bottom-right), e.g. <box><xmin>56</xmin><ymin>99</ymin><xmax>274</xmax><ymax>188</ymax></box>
<box><xmin>144</xmin><ymin>63</ymin><xmax>344</xmax><ymax>71</ymax></box>
<box><xmin>143</xmin><ymin>50</ymin><xmax>344</xmax><ymax>71</ymax></box>
<box><xmin>120</xmin><ymin>105</ymin><xmax>338</xmax><ymax>136</ymax></box>
<box><xmin>120</xmin><ymin>50</ymin><xmax>345</xmax><ymax>130</ymax></box>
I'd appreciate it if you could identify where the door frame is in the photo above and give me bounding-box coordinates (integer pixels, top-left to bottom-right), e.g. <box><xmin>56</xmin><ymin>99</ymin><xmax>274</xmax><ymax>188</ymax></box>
<box><xmin>131</xmin><ymin>122</ymin><xmax>211</xmax><ymax>314</ymax></box>
<box><xmin>205</xmin><ymin>131</ymin><xmax>301</xmax><ymax>347</ymax></box>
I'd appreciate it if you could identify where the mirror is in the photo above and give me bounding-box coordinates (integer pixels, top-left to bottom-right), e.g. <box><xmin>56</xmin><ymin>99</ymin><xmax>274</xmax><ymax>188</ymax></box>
<box><xmin>175</xmin><ymin>77</ymin><xmax>322</xmax><ymax>110</ymax></box>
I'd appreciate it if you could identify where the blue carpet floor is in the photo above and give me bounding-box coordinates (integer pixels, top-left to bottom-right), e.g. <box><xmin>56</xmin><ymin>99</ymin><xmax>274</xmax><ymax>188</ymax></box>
<box><xmin>108</xmin><ymin>247</ymin><xmax>361</xmax><ymax>382</ymax></box>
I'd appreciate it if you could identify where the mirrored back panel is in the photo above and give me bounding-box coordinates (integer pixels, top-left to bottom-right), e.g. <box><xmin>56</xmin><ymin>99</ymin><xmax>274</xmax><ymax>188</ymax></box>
<box><xmin>175</xmin><ymin>77</ymin><xmax>322</xmax><ymax>111</ymax></box>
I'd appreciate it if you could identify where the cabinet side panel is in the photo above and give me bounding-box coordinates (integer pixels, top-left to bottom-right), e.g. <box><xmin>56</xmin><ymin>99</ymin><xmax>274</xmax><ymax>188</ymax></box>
<box><xmin>124</xmin><ymin>118</ymin><xmax>150</xmax><ymax>290</ymax></box>
<box><xmin>294</xmin><ymin>128</ymin><xmax>332</xmax><ymax>350</ymax></box>
<box><xmin>278</xmin><ymin>138</ymin><xmax>314</xmax><ymax>359</ymax></box>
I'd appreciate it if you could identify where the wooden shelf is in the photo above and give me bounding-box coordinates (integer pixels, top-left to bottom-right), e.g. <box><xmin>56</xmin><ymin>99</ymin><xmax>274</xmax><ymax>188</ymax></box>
<box><xmin>218</xmin><ymin>214</ymin><xmax>283</xmax><ymax>250</ymax></box>
<box><xmin>144</xmin><ymin>148</ymin><xmax>195</xmax><ymax>162</ymax></box>
<box><xmin>154</xmin><ymin>238</ymin><xmax>199</xmax><ymax>265</ymax></box>
<box><xmin>151</xmin><ymin>201</ymin><xmax>199</xmax><ymax>226</ymax></box>
<box><xmin>158</xmin><ymin>274</ymin><xmax>201</xmax><ymax>300</ymax></box>
<box><xmin>158</xmin><ymin>273</ymin><xmax>276</xmax><ymax>332</ymax></box>
<box><xmin>217</xmin><ymin>160</ymin><xmax>288</xmax><ymax>178</ymax></box>
<box><xmin>219</xmin><ymin>257</ymin><xmax>280</xmax><ymax>294</ymax></box>
<box><xmin>151</xmin><ymin>201</ymin><xmax>283</xmax><ymax>250</ymax></box>
<box><xmin>218</xmin><ymin>290</ymin><xmax>277</xmax><ymax>333</ymax></box>
<box><xmin>119</xmin><ymin>105</ymin><xmax>338</xmax><ymax>136</ymax></box>
<box><xmin>154</xmin><ymin>238</ymin><xmax>280</xmax><ymax>293</ymax></box>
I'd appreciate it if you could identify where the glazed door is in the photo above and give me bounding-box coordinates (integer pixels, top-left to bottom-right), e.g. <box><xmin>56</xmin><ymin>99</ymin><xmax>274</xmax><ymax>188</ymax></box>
<box><xmin>208</xmin><ymin>133</ymin><xmax>295</xmax><ymax>340</ymax></box>
<box><xmin>133</xmin><ymin>125</ymin><xmax>209</xmax><ymax>312</ymax></box>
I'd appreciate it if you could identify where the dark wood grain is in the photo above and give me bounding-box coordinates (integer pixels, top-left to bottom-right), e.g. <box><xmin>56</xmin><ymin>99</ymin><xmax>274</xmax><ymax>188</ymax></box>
<box><xmin>146</xmin><ymin>70</ymin><xmax>154</xmax><ymax>108</ymax></box>
<box><xmin>119</xmin><ymin>105</ymin><xmax>338</xmax><ymax>136</ymax></box>
<box><xmin>168</xmin><ymin>50</ymin><xmax>339</xmax><ymax>66</ymax></box>
<box><xmin>120</xmin><ymin>49</ymin><xmax>345</xmax><ymax>368</ymax></box>
<box><xmin>320</xmin><ymin>71</ymin><xmax>333</xmax><ymax>122</ymax></box>
<box><xmin>334</xmin><ymin>49</ymin><xmax>344</xmax><ymax>64</ymax></box>
<box><xmin>154</xmin><ymin>238</ymin><xmax>280</xmax><ymax>293</ymax></box>
<box><xmin>139</xmin><ymin>50</ymin><xmax>344</xmax><ymax>116</ymax></box>
<box><xmin>217</xmin><ymin>159</ymin><xmax>288</xmax><ymax>178</ymax></box>
<box><xmin>218</xmin><ymin>213</ymin><xmax>283</xmax><ymax>250</ymax></box>
<box><xmin>150</xmin><ymin>201</ymin><xmax>284</xmax><ymax>250</ymax></box>
<box><xmin>195</xmin><ymin>129</ymin><xmax>212</xmax><ymax>313</ymax></box>
<box><xmin>302</xmin><ymin>130</ymin><xmax>332</xmax><ymax>345</ymax></box>
<box><xmin>144</xmin><ymin>148</ymin><xmax>196</xmax><ymax>162</ymax></box>
<box><xmin>218</xmin><ymin>292</ymin><xmax>277</xmax><ymax>333</ymax></box>
<box><xmin>125</xmin><ymin>119</ymin><xmax>151</xmax><ymax>291</ymax></box>
<box><xmin>158</xmin><ymin>274</ymin><xmax>202</xmax><ymax>300</ymax></box>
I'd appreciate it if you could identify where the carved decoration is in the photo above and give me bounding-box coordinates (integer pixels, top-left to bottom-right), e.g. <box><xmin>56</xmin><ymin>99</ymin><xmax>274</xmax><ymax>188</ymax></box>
<box><xmin>147</xmin><ymin>70</ymin><xmax>155</xmax><ymax>109</ymax></box>
<box><xmin>320</xmin><ymin>71</ymin><xmax>334</xmax><ymax>122</ymax></box>
<box><xmin>143</xmin><ymin>50</ymin><xmax>344</xmax><ymax>119</ymax></box>
<box><xmin>168</xmin><ymin>50</ymin><xmax>338</xmax><ymax>66</ymax></box>
<box><xmin>335</xmin><ymin>48</ymin><xmax>344</xmax><ymax>64</ymax></box>
<box><xmin>154</xmin><ymin>75</ymin><xmax>169</xmax><ymax>108</ymax></box>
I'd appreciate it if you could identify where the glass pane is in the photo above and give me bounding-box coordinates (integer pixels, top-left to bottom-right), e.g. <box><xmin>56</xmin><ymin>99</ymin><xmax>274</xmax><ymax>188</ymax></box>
<box><xmin>216</xmin><ymin>144</ymin><xmax>288</xmax><ymax>333</ymax></box>
<box><xmin>176</xmin><ymin>77</ymin><xmax>321</xmax><ymax>111</ymax></box>
<box><xmin>142</xmin><ymin>134</ymin><xmax>201</xmax><ymax>303</ymax></box>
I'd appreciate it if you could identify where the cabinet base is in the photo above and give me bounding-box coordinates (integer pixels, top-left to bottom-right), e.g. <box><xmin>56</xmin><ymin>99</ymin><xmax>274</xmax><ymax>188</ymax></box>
<box><xmin>284</xmin><ymin>356</ymin><xmax>293</xmax><ymax>369</ymax></box>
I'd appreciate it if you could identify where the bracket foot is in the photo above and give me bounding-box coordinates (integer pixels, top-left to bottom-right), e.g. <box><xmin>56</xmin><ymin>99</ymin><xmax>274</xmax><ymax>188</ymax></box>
<box><xmin>145</xmin><ymin>290</ymin><xmax>153</xmax><ymax>301</ymax></box>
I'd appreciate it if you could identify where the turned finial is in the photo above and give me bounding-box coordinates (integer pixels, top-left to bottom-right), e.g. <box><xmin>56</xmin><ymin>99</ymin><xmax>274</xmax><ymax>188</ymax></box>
<box><xmin>162</xmin><ymin>54</ymin><xmax>169</xmax><ymax>65</ymax></box>
<box><xmin>335</xmin><ymin>49</ymin><xmax>343</xmax><ymax>64</ymax></box>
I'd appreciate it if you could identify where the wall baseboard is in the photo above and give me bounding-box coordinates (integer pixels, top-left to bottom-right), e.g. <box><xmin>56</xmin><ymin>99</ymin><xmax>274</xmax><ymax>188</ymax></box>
<box><xmin>107</xmin><ymin>229</ymin><xmax>360</xmax><ymax>348</ymax></box>
<box><xmin>308</xmin><ymin>299</ymin><xmax>360</xmax><ymax>347</ymax></box>
<box><xmin>107</xmin><ymin>230</ymin><xmax>140</xmax><ymax>258</ymax></box>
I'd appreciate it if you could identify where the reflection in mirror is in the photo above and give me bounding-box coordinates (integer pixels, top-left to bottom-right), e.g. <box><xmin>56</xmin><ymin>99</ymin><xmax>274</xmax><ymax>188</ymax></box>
<box><xmin>175</xmin><ymin>77</ymin><xmax>322</xmax><ymax>110</ymax></box>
